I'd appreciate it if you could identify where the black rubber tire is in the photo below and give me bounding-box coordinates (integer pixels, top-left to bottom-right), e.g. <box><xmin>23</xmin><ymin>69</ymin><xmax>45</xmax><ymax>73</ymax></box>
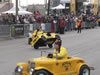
<box><xmin>48</xmin><ymin>44</ymin><xmax>53</xmax><ymax>48</ymax></box>
<box><xmin>79</xmin><ymin>65</ymin><xmax>90</xmax><ymax>75</ymax></box>
<box><xmin>28</xmin><ymin>38</ymin><xmax>32</xmax><ymax>45</ymax></box>
<box><xmin>33</xmin><ymin>70</ymin><xmax>49</xmax><ymax>75</ymax></box>
<box><xmin>34</xmin><ymin>44</ymin><xmax>39</xmax><ymax>49</ymax></box>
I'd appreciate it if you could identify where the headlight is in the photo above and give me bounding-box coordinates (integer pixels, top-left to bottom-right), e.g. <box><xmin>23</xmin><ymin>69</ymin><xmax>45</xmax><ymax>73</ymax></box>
<box><xmin>29</xmin><ymin>62</ymin><xmax>35</xmax><ymax>75</ymax></box>
<box><xmin>30</xmin><ymin>68</ymin><xmax>34</xmax><ymax>75</ymax></box>
<box><xmin>15</xmin><ymin>66</ymin><xmax>23</xmax><ymax>73</ymax></box>
<box><xmin>18</xmin><ymin>66</ymin><xmax>23</xmax><ymax>72</ymax></box>
<box><xmin>28</xmin><ymin>61</ymin><xmax>35</xmax><ymax>74</ymax></box>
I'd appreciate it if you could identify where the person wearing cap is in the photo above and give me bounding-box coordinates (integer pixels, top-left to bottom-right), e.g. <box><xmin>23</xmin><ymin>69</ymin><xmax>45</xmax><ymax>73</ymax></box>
<box><xmin>53</xmin><ymin>39</ymin><xmax>68</xmax><ymax>59</ymax></box>
<box><xmin>32</xmin><ymin>25</ymin><xmax>43</xmax><ymax>38</ymax></box>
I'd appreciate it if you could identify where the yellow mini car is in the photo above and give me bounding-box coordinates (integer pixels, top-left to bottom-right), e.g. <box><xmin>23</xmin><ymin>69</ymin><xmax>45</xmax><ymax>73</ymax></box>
<box><xmin>28</xmin><ymin>30</ymin><xmax>60</xmax><ymax>49</ymax></box>
<box><xmin>15</xmin><ymin>51</ymin><xmax>94</xmax><ymax>75</ymax></box>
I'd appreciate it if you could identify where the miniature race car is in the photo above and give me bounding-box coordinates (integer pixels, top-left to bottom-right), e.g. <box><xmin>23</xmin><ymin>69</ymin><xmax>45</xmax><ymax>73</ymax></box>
<box><xmin>14</xmin><ymin>51</ymin><xmax>94</xmax><ymax>75</ymax></box>
<box><xmin>28</xmin><ymin>30</ymin><xmax>60</xmax><ymax>49</ymax></box>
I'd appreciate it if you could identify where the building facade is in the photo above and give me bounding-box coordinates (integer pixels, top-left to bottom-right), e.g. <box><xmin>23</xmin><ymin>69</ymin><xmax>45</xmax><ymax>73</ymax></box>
<box><xmin>50</xmin><ymin>0</ymin><xmax>60</xmax><ymax>7</ymax></box>
<box><xmin>27</xmin><ymin>4</ymin><xmax>45</xmax><ymax>16</ymax></box>
<box><xmin>0</xmin><ymin>0</ymin><xmax>13</xmax><ymax>14</ymax></box>
<box><xmin>88</xmin><ymin>0</ymin><xmax>94</xmax><ymax>4</ymax></box>
<box><xmin>0</xmin><ymin>0</ymin><xmax>12</xmax><ymax>3</ymax></box>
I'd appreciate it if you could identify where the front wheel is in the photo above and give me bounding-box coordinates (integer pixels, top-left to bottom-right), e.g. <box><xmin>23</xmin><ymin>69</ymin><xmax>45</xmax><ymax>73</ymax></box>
<box><xmin>79</xmin><ymin>65</ymin><xmax>90</xmax><ymax>75</ymax></box>
<box><xmin>34</xmin><ymin>44</ymin><xmax>39</xmax><ymax>49</ymax></box>
<box><xmin>33</xmin><ymin>70</ymin><xmax>49</xmax><ymax>75</ymax></box>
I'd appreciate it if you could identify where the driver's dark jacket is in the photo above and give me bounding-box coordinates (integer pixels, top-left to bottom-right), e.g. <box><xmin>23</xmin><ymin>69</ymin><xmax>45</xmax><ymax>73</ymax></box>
<box><xmin>53</xmin><ymin>46</ymin><xmax>68</xmax><ymax>59</ymax></box>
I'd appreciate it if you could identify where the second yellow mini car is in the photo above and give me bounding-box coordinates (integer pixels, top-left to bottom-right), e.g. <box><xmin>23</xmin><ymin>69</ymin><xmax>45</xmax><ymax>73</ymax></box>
<box><xmin>28</xmin><ymin>30</ymin><xmax>60</xmax><ymax>49</ymax></box>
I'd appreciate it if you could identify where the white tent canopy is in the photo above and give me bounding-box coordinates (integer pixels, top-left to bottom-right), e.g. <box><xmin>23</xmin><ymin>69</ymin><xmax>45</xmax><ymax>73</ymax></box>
<box><xmin>2</xmin><ymin>7</ymin><xmax>32</xmax><ymax>15</ymax></box>
<box><xmin>60</xmin><ymin>0</ymin><xmax>71</xmax><ymax>3</ymax></box>
<box><xmin>83</xmin><ymin>2</ymin><xmax>90</xmax><ymax>5</ymax></box>
<box><xmin>51</xmin><ymin>4</ymin><xmax>69</xmax><ymax>10</ymax></box>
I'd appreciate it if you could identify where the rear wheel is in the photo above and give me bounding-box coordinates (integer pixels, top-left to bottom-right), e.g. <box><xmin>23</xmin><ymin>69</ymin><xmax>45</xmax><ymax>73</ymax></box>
<box><xmin>48</xmin><ymin>44</ymin><xmax>53</xmax><ymax>48</ymax></box>
<box><xmin>33</xmin><ymin>70</ymin><xmax>49</xmax><ymax>75</ymax></box>
<box><xmin>79</xmin><ymin>65</ymin><xmax>90</xmax><ymax>75</ymax></box>
<box><xmin>34</xmin><ymin>44</ymin><xmax>39</xmax><ymax>49</ymax></box>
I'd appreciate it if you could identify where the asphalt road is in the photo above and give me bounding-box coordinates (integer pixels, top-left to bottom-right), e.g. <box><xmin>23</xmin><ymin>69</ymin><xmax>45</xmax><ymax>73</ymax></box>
<box><xmin>0</xmin><ymin>28</ymin><xmax>100</xmax><ymax>75</ymax></box>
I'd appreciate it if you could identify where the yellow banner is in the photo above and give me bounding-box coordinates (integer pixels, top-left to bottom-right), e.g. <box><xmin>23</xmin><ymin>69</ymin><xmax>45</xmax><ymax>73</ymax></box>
<box><xmin>94</xmin><ymin>0</ymin><xmax>99</xmax><ymax>15</ymax></box>
<box><xmin>70</xmin><ymin>0</ymin><xmax>76</xmax><ymax>14</ymax></box>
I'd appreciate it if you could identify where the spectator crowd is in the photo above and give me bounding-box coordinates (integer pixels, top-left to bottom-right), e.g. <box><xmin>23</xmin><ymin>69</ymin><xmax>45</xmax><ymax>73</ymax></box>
<box><xmin>0</xmin><ymin>11</ymin><xmax>100</xmax><ymax>34</ymax></box>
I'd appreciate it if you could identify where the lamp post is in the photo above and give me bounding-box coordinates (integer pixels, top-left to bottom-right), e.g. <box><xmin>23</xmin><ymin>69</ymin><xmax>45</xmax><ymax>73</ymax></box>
<box><xmin>48</xmin><ymin>0</ymin><xmax>50</xmax><ymax>15</ymax></box>
<box><xmin>16</xmin><ymin>0</ymin><xmax>18</xmax><ymax>23</ymax></box>
<box><xmin>45</xmin><ymin>0</ymin><xmax>47</xmax><ymax>15</ymax></box>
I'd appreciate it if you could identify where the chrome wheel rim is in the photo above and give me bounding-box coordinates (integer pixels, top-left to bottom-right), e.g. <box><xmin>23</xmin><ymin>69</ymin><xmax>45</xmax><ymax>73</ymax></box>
<box><xmin>83</xmin><ymin>68</ymin><xmax>89</xmax><ymax>75</ymax></box>
<box><xmin>39</xmin><ymin>73</ymin><xmax>44</xmax><ymax>75</ymax></box>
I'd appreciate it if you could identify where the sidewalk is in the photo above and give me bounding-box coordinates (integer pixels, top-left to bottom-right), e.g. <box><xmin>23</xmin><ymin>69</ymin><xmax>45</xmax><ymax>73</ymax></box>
<box><xmin>0</xmin><ymin>27</ymin><xmax>99</xmax><ymax>41</ymax></box>
<box><xmin>0</xmin><ymin>35</ymin><xmax>26</xmax><ymax>41</ymax></box>
<box><xmin>0</xmin><ymin>35</ymin><xmax>12</xmax><ymax>41</ymax></box>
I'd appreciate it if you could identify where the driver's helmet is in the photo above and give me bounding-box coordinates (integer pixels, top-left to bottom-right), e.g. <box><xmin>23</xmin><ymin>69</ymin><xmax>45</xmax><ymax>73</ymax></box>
<box><xmin>54</xmin><ymin>39</ymin><xmax>62</xmax><ymax>47</ymax></box>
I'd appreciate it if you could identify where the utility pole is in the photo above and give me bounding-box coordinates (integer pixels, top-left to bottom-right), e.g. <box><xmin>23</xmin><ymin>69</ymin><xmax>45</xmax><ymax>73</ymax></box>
<box><xmin>45</xmin><ymin>0</ymin><xmax>47</xmax><ymax>9</ymax></box>
<box><xmin>44</xmin><ymin>0</ymin><xmax>47</xmax><ymax>15</ymax></box>
<box><xmin>48</xmin><ymin>0</ymin><xmax>50</xmax><ymax>15</ymax></box>
<box><xmin>19</xmin><ymin>0</ymin><xmax>21</xmax><ymax>7</ymax></box>
<box><xmin>45</xmin><ymin>0</ymin><xmax>47</xmax><ymax>8</ymax></box>
<box><xmin>8</xmin><ymin>0</ymin><xmax>10</xmax><ymax>10</ymax></box>
<box><xmin>65</xmin><ymin>3</ymin><xmax>66</xmax><ymax>14</ymax></box>
<box><xmin>16</xmin><ymin>0</ymin><xmax>18</xmax><ymax>23</ymax></box>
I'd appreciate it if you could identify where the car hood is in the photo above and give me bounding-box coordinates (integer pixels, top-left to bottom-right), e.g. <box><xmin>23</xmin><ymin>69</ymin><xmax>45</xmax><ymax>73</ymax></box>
<box><xmin>28</xmin><ymin>56</ymin><xmax>57</xmax><ymax>63</ymax></box>
<box><xmin>28</xmin><ymin>56</ymin><xmax>85</xmax><ymax>64</ymax></box>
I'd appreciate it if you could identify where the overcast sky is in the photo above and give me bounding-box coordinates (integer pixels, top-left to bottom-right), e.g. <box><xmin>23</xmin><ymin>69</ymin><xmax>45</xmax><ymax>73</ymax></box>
<box><xmin>12</xmin><ymin>0</ymin><xmax>46</xmax><ymax>6</ymax></box>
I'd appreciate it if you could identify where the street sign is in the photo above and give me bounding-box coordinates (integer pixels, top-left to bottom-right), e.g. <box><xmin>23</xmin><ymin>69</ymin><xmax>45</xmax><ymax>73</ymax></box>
<box><xmin>14</xmin><ymin>25</ymin><xmax>24</xmax><ymax>36</ymax></box>
<box><xmin>11</xmin><ymin>25</ymin><xmax>24</xmax><ymax>37</ymax></box>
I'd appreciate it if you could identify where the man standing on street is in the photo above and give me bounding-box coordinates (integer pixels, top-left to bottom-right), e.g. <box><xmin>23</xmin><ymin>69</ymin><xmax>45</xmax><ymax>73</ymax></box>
<box><xmin>76</xmin><ymin>17</ymin><xmax>82</xmax><ymax>33</ymax></box>
<box><xmin>60</xmin><ymin>18</ymin><xmax>66</xmax><ymax>34</ymax></box>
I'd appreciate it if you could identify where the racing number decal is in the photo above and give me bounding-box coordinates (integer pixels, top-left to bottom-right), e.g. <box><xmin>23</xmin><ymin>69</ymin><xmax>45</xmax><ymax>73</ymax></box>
<box><xmin>62</xmin><ymin>62</ymin><xmax>71</xmax><ymax>70</ymax></box>
<box><xmin>62</xmin><ymin>62</ymin><xmax>71</xmax><ymax>66</ymax></box>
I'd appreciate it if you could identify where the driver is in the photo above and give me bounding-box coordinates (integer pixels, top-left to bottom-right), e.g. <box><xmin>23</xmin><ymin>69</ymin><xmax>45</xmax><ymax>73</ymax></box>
<box><xmin>53</xmin><ymin>39</ymin><xmax>68</xmax><ymax>59</ymax></box>
<box><xmin>32</xmin><ymin>25</ymin><xmax>43</xmax><ymax>38</ymax></box>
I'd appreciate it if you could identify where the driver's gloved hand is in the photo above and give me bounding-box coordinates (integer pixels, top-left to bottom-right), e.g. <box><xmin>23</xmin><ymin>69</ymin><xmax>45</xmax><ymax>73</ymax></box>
<box><xmin>47</xmin><ymin>53</ymin><xmax>53</xmax><ymax>58</ymax></box>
